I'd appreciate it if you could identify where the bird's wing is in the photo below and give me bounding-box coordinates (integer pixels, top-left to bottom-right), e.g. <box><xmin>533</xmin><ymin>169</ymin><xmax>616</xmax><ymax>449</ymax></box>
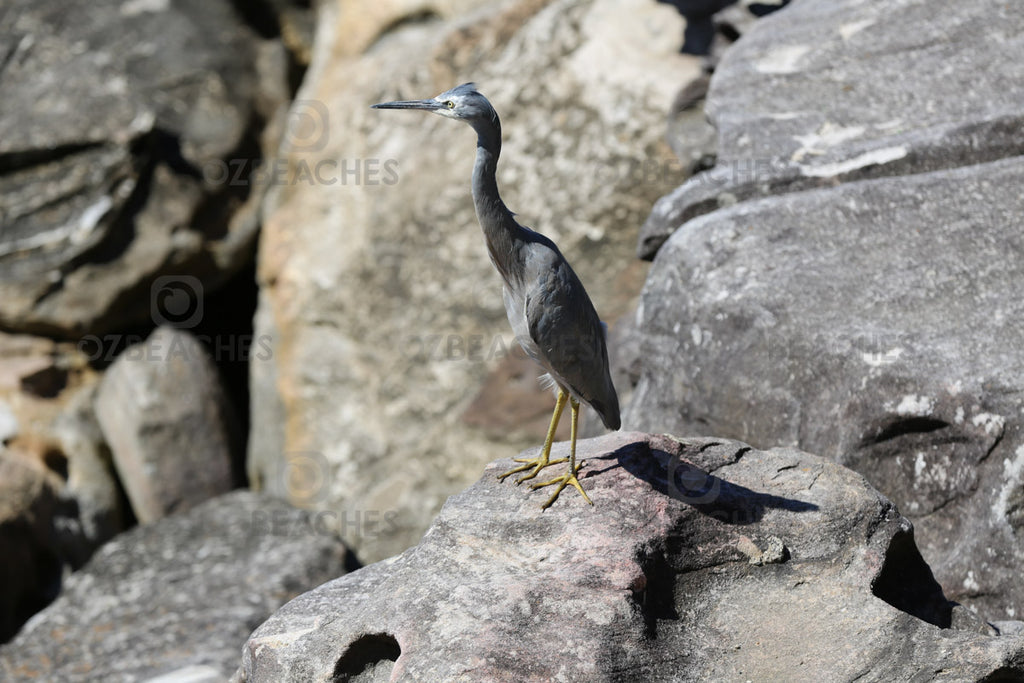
<box><xmin>524</xmin><ymin>260</ymin><xmax>620</xmax><ymax>429</ymax></box>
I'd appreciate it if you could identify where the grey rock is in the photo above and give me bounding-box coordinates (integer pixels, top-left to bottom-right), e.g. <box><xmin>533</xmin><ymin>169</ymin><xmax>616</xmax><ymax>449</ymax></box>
<box><xmin>638</xmin><ymin>0</ymin><xmax>1024</xmax><ymax>259</ymax></box>
<box><xmin>242</xmin><ymin>433</ymin><xmax>1024</xmax><ymax>681</ymax></box>
<box><xmin>0</xmin><ymin>491</ymin><xmax>351</xmax><ymax>681</ymax></box>
<box><xmin>0</xmin><ymin>0</ymin><xmax>276</xmax><ymax>336</ymax></box>
<box><xmin>994</xmin><ymin>622</ymin><xmax>1024</xmax><ymax>638</ymax></box>
<box><xmin>249</xmin><ymin>0</ymin><xmax>702</xmax><ymax>562</ymax></box>
<box><xmin>626</xmin><ymin>156</ymin><xmax>1024</xmax><ymax>620</ymax></box>
<box><xmin>950</xmin><ymin>604</ymin><xmax>999</xmax><ymax>638</ymax></box>
<box><xmin>95</xmin><ymin>327</ymin><xmax>238</xmax><ymax>524</ymax></box>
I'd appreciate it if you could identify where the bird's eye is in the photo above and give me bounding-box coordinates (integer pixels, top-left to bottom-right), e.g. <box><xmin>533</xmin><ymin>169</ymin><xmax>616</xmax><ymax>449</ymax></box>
<box><xmin>446</xmin><ymin>100</ymin><xmax>455</xmax><ymax>109</ymax></box>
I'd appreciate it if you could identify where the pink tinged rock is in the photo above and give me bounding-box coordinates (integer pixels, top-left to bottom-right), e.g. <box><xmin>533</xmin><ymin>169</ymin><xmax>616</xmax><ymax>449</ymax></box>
<box><xmin>241</xmin><ymin>432</ymin><xmax>1024</xmax><ymax>681</ymax></box>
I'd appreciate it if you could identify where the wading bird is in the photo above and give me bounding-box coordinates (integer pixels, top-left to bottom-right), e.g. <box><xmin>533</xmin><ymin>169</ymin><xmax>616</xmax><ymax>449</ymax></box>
<box><xmin>372</xmin><ymin>83</ymin><xmax>620</xmax><ymax>509</ymax></box>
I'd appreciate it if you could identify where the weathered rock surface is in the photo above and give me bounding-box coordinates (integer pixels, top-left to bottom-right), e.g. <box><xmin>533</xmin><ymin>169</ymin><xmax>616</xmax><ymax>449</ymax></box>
<box><xmin>95</xmin><ymin>327</ymin><xmax>239</xmax><ymax>524</ymax></box>
<box><xmin>627</xmin><ymin>155</ymin><xmax>1024</xmax><ymax>620</ymax></box>
<box><xmin>0</xmin><ymin>0</ymin><xmax>285</xmax><ymax>336</ymax></box>
<box><xmin>638</xmin><ymin>0</ymin><xmax>1024</xmax><ymax>258</ymax></box>
<box><xmin>627</xmin><ymin>0</ymin><xmax>1024</xmax><ymax>622</ymax></box>
<box><xmin>249</xmin><ymin>0</ymin><xmax>700</xmax><ymax>562</ymax></box>
<box><xmin>240</xmin><ymin>432</ymin><xmax>1024</xmax><ymax>681</ymax></box>
<box><xmin>0</xmin><ymin>491</ymin><xmax>351</xmax><ymax>681</ymax></box>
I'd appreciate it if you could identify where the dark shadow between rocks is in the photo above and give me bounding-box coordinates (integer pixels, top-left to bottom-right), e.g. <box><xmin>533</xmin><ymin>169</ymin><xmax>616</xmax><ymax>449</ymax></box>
<box><xmin>871</xmin><ymin>525</ymin><xmax>952</xmax><ymax>628</ymax></box>
<box><xmin>333</xmin><ymin>632</ymin><xmax>401</xmax><ymax>683</ymax></box>
<box><xmin>634</xmin><ymin>548</ymin><xmax>679</xmax><ymax>640</ymax></box>
<box><xmin>979</xmin><ymin>667</ymin><xmax>1024</xmax><ymax>683</ymax></box>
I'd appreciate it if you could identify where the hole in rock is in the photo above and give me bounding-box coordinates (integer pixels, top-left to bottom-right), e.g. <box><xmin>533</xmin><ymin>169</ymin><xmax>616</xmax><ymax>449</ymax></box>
<box><xmin>862</xmin><ymin>416</ymin><xmax>950</xmax><ymax>447</ymax></box>
<box><xmin>333</xmin><ymin>632</ymin><xmax>401</xmax><ymax>682</ymax></box>
<box><xmin>41</xmin><ymin>447</ymin><xmax>69</xmax><ymax>481</ymax></box>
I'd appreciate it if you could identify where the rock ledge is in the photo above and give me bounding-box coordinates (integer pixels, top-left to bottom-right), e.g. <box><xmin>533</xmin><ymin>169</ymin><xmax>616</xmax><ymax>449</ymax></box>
<box><xmin>241</xmin><ymin>432</ymin><xmax>1024</xmax><ymax>682</ymax></box>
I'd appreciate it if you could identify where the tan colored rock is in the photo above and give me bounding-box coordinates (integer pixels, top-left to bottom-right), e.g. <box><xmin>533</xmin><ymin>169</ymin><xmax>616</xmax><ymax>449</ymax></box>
<box><xmin>0</xmin><ymin>330</ymin><xmax>123</xmax><ymax>635</ymax></box>
<box><xmin>250</xmin><ymin>0</ymin><xmax>701</xmax><ymax>561</ymax></box>
<box><xmin>0</xmin><ymin>332</ymin><xmax>113</xmax><ymax>546</ymax></box>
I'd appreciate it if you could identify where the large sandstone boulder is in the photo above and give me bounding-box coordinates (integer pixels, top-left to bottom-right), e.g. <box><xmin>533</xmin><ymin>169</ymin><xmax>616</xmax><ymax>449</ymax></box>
<box><xmin>240</xmin><ymin>433</ymin><xmax>1024</xmax><ymax>681</ymax></box>
<box><xmin>625</xmin><ymin>0</ymin><xmax>1024</xmax><ymax>621</ymax></box>
<box><xmin>0</xmin><ymin>491</ymin><xmax>351</xmax><ymax>681</ymax></box>
<box><xmin>250</xmin><ymin>0</ymin><xmax>701</xmax><ymax>561</ymax></box>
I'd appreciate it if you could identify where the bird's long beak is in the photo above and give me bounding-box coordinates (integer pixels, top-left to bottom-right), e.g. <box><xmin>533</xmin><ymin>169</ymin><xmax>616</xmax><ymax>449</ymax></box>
<box><xmin>371</xmin><ymin>99</ymin><xmax>442</xmax><ymax>111</ymax></box>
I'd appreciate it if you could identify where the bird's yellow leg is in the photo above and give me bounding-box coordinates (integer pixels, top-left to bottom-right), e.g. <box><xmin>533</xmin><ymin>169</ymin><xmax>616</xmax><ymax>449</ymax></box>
<box><xmin>497</xmin><ymin>389</ymin><xmax>569</xmax><ymax>483</ymax></box>
<box><xmin>531</xmin><ymin>398</ymin><xmax>594</xmax><ymax>510</ymax></box>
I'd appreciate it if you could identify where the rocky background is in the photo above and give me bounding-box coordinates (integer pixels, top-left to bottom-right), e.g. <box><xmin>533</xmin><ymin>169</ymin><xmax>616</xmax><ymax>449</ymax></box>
<box><xmin>1</xmin><ymin>0</ymin><xmax>1023</xmax><ymax>680</ymax></box>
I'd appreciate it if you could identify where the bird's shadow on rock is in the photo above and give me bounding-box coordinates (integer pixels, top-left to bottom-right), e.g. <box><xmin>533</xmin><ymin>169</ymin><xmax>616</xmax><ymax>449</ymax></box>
<box><xmin>593</xmin><ymin>440</ymin><xmax>819</xmax><ymax>525</ymax></box>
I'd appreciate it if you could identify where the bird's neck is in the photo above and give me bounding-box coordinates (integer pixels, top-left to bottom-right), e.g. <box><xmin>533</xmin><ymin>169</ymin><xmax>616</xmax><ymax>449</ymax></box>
<box><xmin>470</xmin><ymin>125</ymin><xmax>506</xmax><ymax>219</ymax></box>
<box><xmin>470</xmin><ymin>122</ymin><xmax>527</xmax><ymax>283</ymax></box>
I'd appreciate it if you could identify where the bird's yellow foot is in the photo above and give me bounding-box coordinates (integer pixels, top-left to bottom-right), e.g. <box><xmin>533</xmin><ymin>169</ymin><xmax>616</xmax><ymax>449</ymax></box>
<box><xmin>499</xmin><ymin>388</ymin><xmax>570</xmax><ymax>485</ymax></box>
<box><xmin>531</xmin><ymin>461</ymin><xmax>593</xmax><ymax>510</ymax></box>
<box><xmin>497</xmin><ymin>453</ymin><xmax>568</xmax><ymax>484</ymax></box>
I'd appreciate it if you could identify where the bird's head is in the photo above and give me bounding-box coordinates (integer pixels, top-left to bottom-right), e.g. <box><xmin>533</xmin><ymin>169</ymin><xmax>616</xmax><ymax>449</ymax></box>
<box><xmin>372</xmin><ymin>83</ymin><xmax>500</xmax><ymax>133</ymax></box>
